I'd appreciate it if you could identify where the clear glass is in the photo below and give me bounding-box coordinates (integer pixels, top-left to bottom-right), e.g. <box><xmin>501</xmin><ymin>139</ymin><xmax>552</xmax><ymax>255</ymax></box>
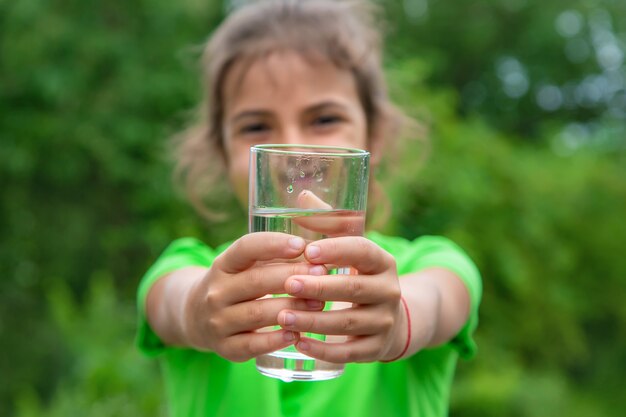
<box><xmin>249</xmin><ymin>144</ymin><xmax>370</xmax><ymax>382</ymax></box>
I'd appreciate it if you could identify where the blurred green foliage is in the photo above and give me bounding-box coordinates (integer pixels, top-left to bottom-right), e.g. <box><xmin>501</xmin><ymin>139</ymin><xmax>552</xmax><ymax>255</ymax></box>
<box><xmin>1</xmin><ymin>0</ymin><xmax>624</xmax><ymax>416</ymax></box>
<box><xmin>387</xmin><ymin>59</ymin><xmax>626</xmax><ymax>416</ymax></box>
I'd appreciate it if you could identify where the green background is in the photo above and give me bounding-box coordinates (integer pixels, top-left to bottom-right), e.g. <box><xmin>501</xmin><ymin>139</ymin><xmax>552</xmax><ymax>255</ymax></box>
<box><xmin>1</xmin><ymin>0</ymin><xmax>624</xmax><ymax>415</ymax></box>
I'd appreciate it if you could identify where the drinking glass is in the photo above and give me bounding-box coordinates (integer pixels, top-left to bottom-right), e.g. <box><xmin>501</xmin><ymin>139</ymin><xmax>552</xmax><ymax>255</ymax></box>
<box><xmin>249</xmin><ymin>144</ymin><xmax>370</xmax><ymax>382</ymax></box>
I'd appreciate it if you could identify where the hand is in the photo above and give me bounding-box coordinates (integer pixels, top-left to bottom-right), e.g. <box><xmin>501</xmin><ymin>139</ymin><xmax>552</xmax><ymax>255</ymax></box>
<box><xmin>277</xmin><ymin>236</ymin><xmax>408</xmax><ymax>363</ymax></box>
<box><xmin>183</xmin><ymin>232</ymin><xmax>327</xmax><ymax>362</ymax></box>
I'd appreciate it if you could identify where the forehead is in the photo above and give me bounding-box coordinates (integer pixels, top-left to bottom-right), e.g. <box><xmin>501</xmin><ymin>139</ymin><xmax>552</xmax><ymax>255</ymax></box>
<box><xmin>222</xmin><ymin>51</ymin><xmax>359</xmax><ymax>109</ymax></box>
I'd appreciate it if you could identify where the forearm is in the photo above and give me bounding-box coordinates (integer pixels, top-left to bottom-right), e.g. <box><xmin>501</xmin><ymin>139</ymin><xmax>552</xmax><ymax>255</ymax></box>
<box><xmin>145</xmin><ymin>266</ymin><xmax>209</xmax><ymax>348</ymax></box>
<box><xmin>394</xmin><ymin>267</ymin><xmax>471</xmax><ymax>359</ymax></box>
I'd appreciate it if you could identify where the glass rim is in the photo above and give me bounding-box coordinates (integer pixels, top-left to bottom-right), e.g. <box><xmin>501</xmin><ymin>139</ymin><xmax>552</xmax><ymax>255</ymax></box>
<box><xmin>250</xmin><ymin>144</ymin><xmax>370</xmax><ymax>157</ymax></box>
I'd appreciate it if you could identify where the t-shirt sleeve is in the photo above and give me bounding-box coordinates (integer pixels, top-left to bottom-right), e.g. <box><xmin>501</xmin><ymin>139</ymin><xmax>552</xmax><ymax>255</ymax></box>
<box><xmin>367</xmin><ymin>232</ymin><xmax>482</xmax><ymax>359</ymax></box>
<box><xmin>135</xmin><ymin>238</ymin><xmax>221</xmax><ymax>357</ymax></box>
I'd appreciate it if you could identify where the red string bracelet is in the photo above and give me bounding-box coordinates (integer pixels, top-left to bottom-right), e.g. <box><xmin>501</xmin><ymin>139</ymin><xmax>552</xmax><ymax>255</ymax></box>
<box><xmin>381</xmin><ymin>296</ymin><xmax>411</xmax><ymax>362</ymax></box>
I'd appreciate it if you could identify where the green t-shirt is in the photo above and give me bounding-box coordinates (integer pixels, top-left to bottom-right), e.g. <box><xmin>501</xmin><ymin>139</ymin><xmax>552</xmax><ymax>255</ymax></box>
<box><xmin>136</xmin><ymin>232</ymin><xmax>481</xmax><ymax>417</ymax></box>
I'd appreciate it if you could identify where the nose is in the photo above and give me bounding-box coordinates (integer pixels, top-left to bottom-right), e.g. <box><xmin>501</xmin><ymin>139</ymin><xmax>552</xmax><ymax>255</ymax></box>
<box><xmin>280</xmin><ymin>125</ymin><xmax>306</xmax><ymax>146</ymax></box>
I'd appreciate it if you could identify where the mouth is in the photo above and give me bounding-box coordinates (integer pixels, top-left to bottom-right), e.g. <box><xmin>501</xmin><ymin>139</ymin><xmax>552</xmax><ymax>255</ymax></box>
<box><xmin>286</xmin><ymin>165</ymin><xmax>329</xmax><ymax>193</ymax></box>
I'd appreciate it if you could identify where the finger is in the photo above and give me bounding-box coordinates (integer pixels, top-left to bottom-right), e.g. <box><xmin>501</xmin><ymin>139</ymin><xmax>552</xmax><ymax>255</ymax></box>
<box><xmin>220</xmin><ymin>297</ymin><xmax>326</xmax><ymax>335</ymax></box>
<box><xmin>293</xmin><ymin>190</ymin><xmax>365</xmax><ymax>236</ymax></box>
<box><xmin>218</xmin><ymin>330</ymin><xmax>300</xmax><ymax>363</ymax></box>
<box><xmin>304</xmin><ymin>236</ymin><xmax>395</xmax><ymax>275</ymax></box>
<box><xmin>278</xmin><ymin>307</ymin><xmax>392</xmax><ymax>336</ymax></box>
<box><xmin>285</xmin><ymin>274</ymin><xmax>399</xmax><ymax>304</ymax></box>
<box><xmin>295</xmin><ymin>336</ymin><xmax>381</xmax><ymax>364</ymax></box>
<box><xmin>222</xmin><ymin>263</ymin><xmax>326</xmax><ymax>304</ymax></box>
<box><xmin>214</xmin><ymin>232</ymin><xmax>306</xmax><ymax>274</ymax></box>
<box><xmin>253</xmin><ymin>253</ymin><xmax>307</xmax><ymax>265</ymax></box>
<box><xmin>297</xmin><ymin>190</ymin><xmax>332</xmax><ymax>210</ymax></box>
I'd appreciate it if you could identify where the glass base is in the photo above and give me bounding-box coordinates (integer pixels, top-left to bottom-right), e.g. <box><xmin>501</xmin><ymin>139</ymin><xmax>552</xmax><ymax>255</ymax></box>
<box><xmin>256</xmin><ymin>351</ymin><xmax>344</xmax><ymax>382</ymax></box>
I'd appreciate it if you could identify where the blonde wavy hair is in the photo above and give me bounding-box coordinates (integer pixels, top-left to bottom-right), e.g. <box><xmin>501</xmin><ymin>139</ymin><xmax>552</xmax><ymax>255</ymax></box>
<box><xmin>173</xmin><ymin>0</ymin><xmax>416</xmax><ymax>227</ymax></box>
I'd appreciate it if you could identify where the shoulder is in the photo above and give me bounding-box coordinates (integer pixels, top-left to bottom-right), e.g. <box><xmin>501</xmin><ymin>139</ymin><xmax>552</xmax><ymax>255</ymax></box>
<box><xmin>367</xmin><ymin>231</ymin><xmax>480</xmax><ymax>285</ymax></box>
<box><xmin>158</xmin><ymin>237</ymin><xmax>232</xmax><ymax>264</ymax></box>
<box><xmin>366</xmin><ymin>231</ymin><xmax>465</xmax><ymax>260</ymax></box>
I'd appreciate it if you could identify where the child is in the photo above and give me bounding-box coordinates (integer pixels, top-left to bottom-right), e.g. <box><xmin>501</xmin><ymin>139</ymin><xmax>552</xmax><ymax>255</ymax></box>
<box><xmin>136</xmin><ymin>1</ymin><xmax>481</xmax><ymax>416</ymax></box>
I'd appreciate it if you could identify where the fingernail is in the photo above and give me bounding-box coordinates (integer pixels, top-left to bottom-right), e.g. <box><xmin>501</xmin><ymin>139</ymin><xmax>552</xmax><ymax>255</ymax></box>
<box><xmin>288</xmin><ymin>237</ymin><xmax>305</xmax><ymax>251</ymax></box>
<box><xmin>283</xmin><ymin>312</ymin><xmax>296</xmax><ymax>326</ymax></box>
<box><xmin>289</xmin><ymin>280</ymin><xmax>303</xmax><ymax>294</ymax></box>
<box><xmin>284</xmin><ymin>331</ymin><xmax>296</xmax><ymax>342</ymax></box>
<box><xmin>297</xmin><ymin>341</ymin><xmax>310</xmax><ymax>351</ymax></box>
<box><xmin>306</xmin><ymin>299</ymin><xmax>324</xmax><ymax>309</ymax></box>
<box><xmin>309</xmin><ymin>265</ymin><xmax>325</xmax><ymax>276</ymax></box>
<box><xmin>306</xmin><ymin>245</ymin><xmax>321</xmax><ymax>259</ymax></box>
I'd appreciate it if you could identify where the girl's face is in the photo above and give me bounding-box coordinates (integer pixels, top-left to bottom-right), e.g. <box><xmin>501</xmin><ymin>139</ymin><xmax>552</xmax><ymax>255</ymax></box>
<box><xmin>222</xmin><ymin>51</ymin><xmax>368</xmax><ymax>206</ymax></box>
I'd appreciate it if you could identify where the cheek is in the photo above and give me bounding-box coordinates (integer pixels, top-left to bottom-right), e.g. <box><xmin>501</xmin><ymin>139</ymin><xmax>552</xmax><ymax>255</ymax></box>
<box><xmin>349</xmin><ymin>109</ymin><xmax>369</xmax><ymax>150</ymax></box>
<box><xmin>348</xmin><ymin>118</ymin><xmax>369</xmax><ymax>150</ymax></box>
<box><xmin>226</xmin><ymin>147</ymin><xmax>251</xmax><ymax>205</ymax></box>
<box><xmin>326</xmin><ymin>121</ymin><xmax>368</xmax><ymax>150</ymax></box>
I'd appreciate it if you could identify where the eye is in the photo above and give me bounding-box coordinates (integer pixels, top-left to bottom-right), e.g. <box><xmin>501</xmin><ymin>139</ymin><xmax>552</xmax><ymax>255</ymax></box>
<box><xmin>240</xmin><ymin>122</ymin><xmax>270</xmax><ymax>135</ymax></box>
<box><xmin>312</xmin><ymin>114</ymin><xmax>342</xmax><ymax>126</ymax></box>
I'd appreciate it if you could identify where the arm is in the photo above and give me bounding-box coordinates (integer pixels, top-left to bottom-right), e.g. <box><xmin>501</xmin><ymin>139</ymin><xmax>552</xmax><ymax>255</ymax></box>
<box><xmin>145</xmin><ymin>266</ymin><xmax>207</xmax><ymax>348</ymax></box>
<box><xmin>396</xmin><ymin>267</ymin><xmax>471</xmax><ymax>359</ymax></box>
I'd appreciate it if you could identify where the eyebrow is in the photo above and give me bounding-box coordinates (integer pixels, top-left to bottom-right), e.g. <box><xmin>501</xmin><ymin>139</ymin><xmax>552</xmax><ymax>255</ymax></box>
<box><xmin>231</xmin><ymin>110</ymin><xmax>271</xmax><ymax>124</ymax></box>
<box><xmin>231</xmin><ymin>100</ymin><xmax>350</xmax><ymax>124</ymax></box>
<box><xmin>305</xmin><ymin>100</ymin><xmax>350</xmax><ymax>114</ymax></box>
